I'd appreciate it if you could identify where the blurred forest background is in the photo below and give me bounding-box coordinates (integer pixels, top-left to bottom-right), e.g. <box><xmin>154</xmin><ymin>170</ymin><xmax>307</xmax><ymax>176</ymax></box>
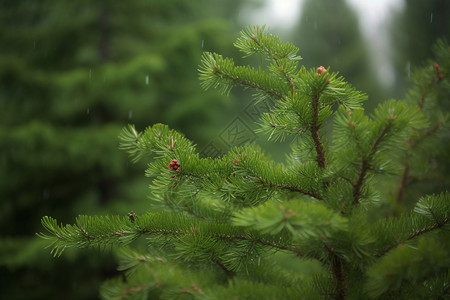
<box><xmin>0</xmin><ymin>0</ymin><xmax>449</xmax><ymax>299</ymax></box>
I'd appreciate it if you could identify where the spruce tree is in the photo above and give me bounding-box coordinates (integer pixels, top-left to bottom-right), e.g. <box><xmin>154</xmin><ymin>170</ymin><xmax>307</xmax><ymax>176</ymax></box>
<box><xmin>39</xmin><ymin>26</ymin><xmax>449</xmax><ymax>299</ymax></box>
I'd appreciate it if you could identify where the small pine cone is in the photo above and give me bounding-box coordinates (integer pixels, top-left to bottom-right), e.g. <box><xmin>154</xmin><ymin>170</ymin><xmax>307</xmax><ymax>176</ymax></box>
<box><xmin>128</xmin><ymin>212</ymin><xmax>137</xmax><ymax>223</ymax></box>
<box><xmin>168</xmin><ymin>159</ymin><xmax>181</xmax><ymax>170</ymax></box>
<box><xmin>317</xmin><ymin>66</ymin><xmax>327</xmax><ymax>74</ymax></box>
<box><xmin>434</xmin><ymin>62</ymin><xmax>441</xmax><ymax>72</ymax></box>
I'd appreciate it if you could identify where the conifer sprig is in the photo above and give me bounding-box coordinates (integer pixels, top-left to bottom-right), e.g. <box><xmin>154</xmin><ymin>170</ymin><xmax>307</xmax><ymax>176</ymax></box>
<box><xmin>38</xmin><ymin>213</ymin><xmax>311</xmax><ymax>262</ymax></box>
<box><xmin>199</xmin><ymin>52</ymin><xmax>286</xmax><ymax>99</ymax></box>
<box><xmin>371</xmin><ymin>192</ymin><xmax>449</xmax><ymax>257</ymax></box>
<box><xmin>395</xmin><ymin>40</ymin><xmax>449</xmax><ymax>204</ymax></box>
<box><xmin>233</xmin><ymin>25</ymin><xmax>301</xmax><ymax>95</ymax></box>
<box><xmin>39</xmin><ymin>27</ymin><xmax>450</xmax><ymax>300</ymax></box>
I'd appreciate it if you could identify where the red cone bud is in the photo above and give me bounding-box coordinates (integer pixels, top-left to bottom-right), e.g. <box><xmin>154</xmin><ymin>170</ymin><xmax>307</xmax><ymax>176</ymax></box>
<box><xmin>317</xmin><ymin>66</ymin><xmax>327</xmax><ymax>74</ymax></box>
<box><xmin>434</xmin><ymin>62</ymin><xmax>441</xmax><ymax>72</ymax></box>
<box><xmin>168</xmin><ymin>159</ymin><xmax>180</xmax><ymax>170</ymax></box>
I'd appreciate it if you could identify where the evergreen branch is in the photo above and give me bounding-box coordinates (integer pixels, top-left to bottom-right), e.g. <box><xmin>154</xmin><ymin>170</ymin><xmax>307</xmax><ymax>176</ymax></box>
<box><xmin>323</xmin><ymin>243</ymin><xmax>346</xmax><ymax>300</ymax></box>
<box><xmin>409</xmin><ymin>120</ymin><xmax>444</xmax><ymax>149</ymax></box>
<box><xmin>120</xmin><ymin>284</ymin><xmax>153</xmax><ymax>296</ymax></box>
<box><xmin>39</xmin><ymin>213</ymin><xmax>315</xmax><ymax>261</ymax></box>
<box><xmin>396</xmin><ymin>120</ymin><xmax>444</xmax><ymax>205</ymax></box>
<box><xmin>119</xmin><ymin>123</ymin><xmax>196</xmax><ymax>164</ymax></box>
<box><xmin>405</xmin><ymin>216</ymin><xmax>449</xmax><ymax>241</ymax></box>
<box><xmin>365</xmin><ymin>236</ymin><xmax>450</xmax><ymax>298</ymax></box>
<box><xmin>375</xmin><ymin>218</ymin><xmax>447</xmax><ymax>258</ymax></box>
<box><xmin>213</xmin><ymin>257</ymin><xmax>236</xmax><ymax>278</ymax></box>
<box><xmin>395</xmin><ymin>54</ymin><xmax>446</xmax><ymax>205</ymax></box>
<box><xmin>233</xmin><ymin>200</ymin><xmax>348</xmax><ymax>256</ymax></box>
<box><xmin>199</xmin><ymin>52</ymin><xmax>286</xmax><ymax>100</ymax></box>
<box><xmin>215</xmin><ymin>233</ymin><xmax>306</xmax><ymax>259</ymax></box>
<box><xmin>376</xmin><ymin>193</ymin><xmax>450</xmax><ymax>257</ymax></box>
<box><xmin>216</xmin><ymin>68</ymin><xmax>284</xmax><ymax>99</ymax></box>
<box><xmin>332</xmin><ymin>256</ymin><xmax>346</xmax><ymax>300</ymax></box>
<box><xmin>277</xmin><ymin>183</ymin><xmax>323</xmax><ymax>200</ymax></box>
<box><xmin>416</xmin><ymin>66</ymin><xmax>438</xmax><ymax>110</ymax></box>
<box><xmin>352</xmin><ymin>125</ymin><xmax>391</xmax><ymax>205</ymax></box>
<box><xmin>437</xmin><ymin>283</ymin><xmax>450</xmax><ymax>300</ymax></box>
<box><xmin>229</xmin><ymin>147</ymin><xmax>323</xmax><ymax>201</ymax></box>
<box><xmin>395</xmin><ymin>159</ymin><xmax>410</xmax><ymax>205</ymax></box>
<box><xmin>234</xmin><ymin>25</ymin><xmax>301</xmax><ymax>62</ymax></box>
<box><xmin>311</xmin><ymin>94</ymin><xmax>327</xmax><ymax>169</ymax></box>
<box><xmin>246</xmin><ymin>30</ymin><xmax>297</xmax><ymax>95</ymax></box>
<box><xmin>257</xmin><ymin>177</ymin><xmax>323</xmax><ymax>200</ymax></box>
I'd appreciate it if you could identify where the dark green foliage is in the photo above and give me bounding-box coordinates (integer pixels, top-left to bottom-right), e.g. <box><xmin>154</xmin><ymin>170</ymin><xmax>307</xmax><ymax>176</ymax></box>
<box><xmin>0</xmin><ymin>1</ymin><xmax>251</xmax><ymax>299</ymax></box>
<box><xmin>39</xmin><ymin>26</ymin><xmax>450</xmax><ymax>299</ymax></box>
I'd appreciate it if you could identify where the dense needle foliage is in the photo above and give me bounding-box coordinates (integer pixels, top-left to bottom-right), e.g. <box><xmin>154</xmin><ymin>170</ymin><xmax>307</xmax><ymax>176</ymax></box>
<box><xmin>39</xmin><ymin>26</ymin><xmax>450</xmax><ymax>299</ymax></box>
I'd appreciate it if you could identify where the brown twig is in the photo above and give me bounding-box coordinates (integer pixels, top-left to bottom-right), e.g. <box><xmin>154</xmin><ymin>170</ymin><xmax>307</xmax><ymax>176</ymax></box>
<box><xmin>376</xmin><ymin>216</ymin><xmax>449</xmax><ymax>257</ymax></box>
<box><xmin>311</xmin><ymin>95</ymin><xmax>327</xmax><ymax>169</ymax></box>
<box><xmin>324</xmin><ymin>243</ymin><xmax>346</xmax><ymax>300</ymax></box>
<box><xmin>395</xmin><ymin>160</ymin><xmax>410</xmax><ymax>206</ymax></box>
<box><xmin>256</xmin><ymin>177</ymin><xmax>322</xmax><ymax>200</ymax></box>
<box><xmin>396</xmin><ymin>120</ymin><xmax>443</xmax><ymax>205</ymax></box>
<box><xmin>352</xmin><ymin>125</ymin><xmax>390</xmax><ymax>205</ymax></box>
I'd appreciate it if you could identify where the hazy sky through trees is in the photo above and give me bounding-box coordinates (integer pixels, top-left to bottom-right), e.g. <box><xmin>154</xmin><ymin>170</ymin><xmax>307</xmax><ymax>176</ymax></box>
<box><xmin>244</xmin><ymin>0</ymin><xmax>404</xmax><ymax>88</ymax></box>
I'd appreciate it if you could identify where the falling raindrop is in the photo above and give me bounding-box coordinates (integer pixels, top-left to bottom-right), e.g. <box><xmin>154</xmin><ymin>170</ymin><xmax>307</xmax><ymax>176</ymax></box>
<box><xmin>430</xmin><ymin>13</ymin><xmax>433</xmax><ymax>23</ymax></box>
<box><xmin>128</xmin><ymin>110</ymin><xmax>133</xmax><ymax>119</ymax></box>
<box><xmin>87</xmin><ymin>107</ymin><xmax>90</xmax><ymax>114</ymax></box>
<box><xmin>407</xmin><ymin>61</ymin><xmax>411</xmax><ymax>78</ymax></box>
<box><xmin>89</xmin><ymin>69</ymin><xmax>92</xmax><ymax>79</ymax></box>
<box><xmin>145</xmin><ymin>75</ymin><xmax>149</xmax><ymax>85</ymax></box>
<box><xmin>314</xmin><ymin>22</ymin><xmax>318</xmax><ymax>30</ymax></box>
<box><xmin>202</xmin><ymin>40</ymin><xmax>204</xmax><ymax>48</ymax></box>
<box><xmin>33</xmin><ymin>40</ymin><xmax>36</xmax><ymax>49</ymax></box>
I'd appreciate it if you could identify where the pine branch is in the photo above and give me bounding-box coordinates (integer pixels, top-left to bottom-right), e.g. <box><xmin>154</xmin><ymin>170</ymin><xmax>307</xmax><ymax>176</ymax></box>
<box><xmin>213</xmin><ymin>64</ymin><xmax>284</xmax><ymax>99</ymax></box>
<box><xmin>394</xmin><ymin>56</ymin><xmax>447</xmax><ymax>205</ymax></box>
<box><xmin>352</xmin><ymin>125</ymin><xmax>391</xmax><ymax>205</ymax></box>
<box><xmin>215</xmin><ymin>233</ymin><xmax>306</xmax><ymax>259</ymax></box>
<box><xmin>324</xmin><ymin>243</ymin><xmax>346</xmax><ymax>300</ymax></box>
<box><xmin>257</xmin><ymin>177</ymin><xmax>323</xmax><ymax>200</ymax></box>
<box><xmin>409</xmin><ymin>120</ymin><xmax>444</xmax><ymax>149</ymax></box>
<box><xmin>199</xmin><ymin>52</ymin><xmax>286</xmax><ymax>100</ymax></box>
<box><xmin>120</xmin><ymin>284</ymin><xmax>152</xmax><ymax>296</ymax></box>
<box><xmin>376</xmin><ymin>192</ymin><xmax>449</xmax><ymax>257</ymax></box>
<box><xmin>246</xmin><ymin>31</ymin><xmax>297</xmax><ymax>95</ymax></box>
<box><xmin>396</xmin><ymin>119</ymin><xmax>444</xmax><ymax>205</ymax></box>
<box><xmin>416</xmin><ymin>64</ymin><xmax>438</xmax><ymax>110</ymax></box>
<box><xmin>311</xmin><ymin>94</ymin><xmax>327</xmax><ymax>169</ymax></box>
<box><xmin>406</xmin><ymin>216</ymin><xmax>449</xmax><ymax>241</ymax></box>
<box><xmin>229</xmin><ymin>147</ymin><xmax>324</xmax><ymax>201</ymax></box>
<box><xmin>277</xmin><ymin>183</ymin><xmax>323</xmax><ymax>200</ymax></box>
<box><xmin>213</xmin><ymin>257</ymin><xmax>236</xmax><ymax>278</ymax></box>
<box><xmin>395</xmin><ymin>159</ymin><xmax>410</xmax><ymax>205</ymax></box>
<box><xmin>376</xmin><ymin>219</ymin><xmax>444</xmax><ymax>258</ymax></box>
<box><xmin>39</xmin><ymin>213</ymin><xmax>317</xmax><ymax>262</ymax></box>
<box><xmin>437</xmin><ymin>283</ymin><xmax>450</xmax><ymax>300</ymax></box>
